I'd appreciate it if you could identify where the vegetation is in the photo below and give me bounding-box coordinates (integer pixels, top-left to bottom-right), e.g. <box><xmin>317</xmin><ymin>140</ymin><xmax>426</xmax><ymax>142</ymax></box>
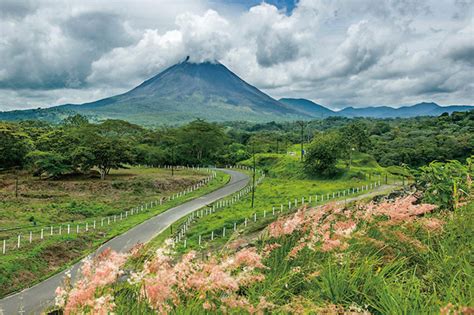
<box><xmin>52</xmin><ymin>159</ymin><xmax>473</xmax><ymax>314</ymax></box>
<box><xmin>1</xmin><ymin>111</ymin><xmax>473</xmax><ymax>312</ymax></box>
<box><xmin>0</xmin><ymin>167</ymin><xmax>230</xmax><ymax>297</ymax></box>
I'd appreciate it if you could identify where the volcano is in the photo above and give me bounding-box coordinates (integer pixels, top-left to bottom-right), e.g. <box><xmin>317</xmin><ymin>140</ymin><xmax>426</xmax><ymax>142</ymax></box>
<box><xmin>0</xmin><ymin>59</ymin><xmax>304</xmax><ymax>125</ymax></box>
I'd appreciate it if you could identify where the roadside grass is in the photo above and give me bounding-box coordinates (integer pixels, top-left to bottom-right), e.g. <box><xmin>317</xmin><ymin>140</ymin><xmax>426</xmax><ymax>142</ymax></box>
<box><xmin>0</xmin><ymin>167</ymin><xmax>209</xmax><ymax>229</ymax></box>
<box><xmin>136</xmin><ymin>153</ymin><xmax>400</xmax><ymax>260</ymax></box>
<box><xmin>117</xmin><ymin>199</ymin><xmax>472</xmax><ymax>314</ymax></box>
<box><xmin>244</xmin><ymin>202</ymin><xmax>473</xmax><ymax>314</ymax></box>
<box><xmin>0</xmin><ymin>169</ymin><xmax>230</xmax><ymax>297</ymax></box>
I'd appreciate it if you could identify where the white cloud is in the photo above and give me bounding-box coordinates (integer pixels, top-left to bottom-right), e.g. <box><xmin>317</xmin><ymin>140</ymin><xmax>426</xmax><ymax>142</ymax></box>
<box><xmin>0</xmin><ymin>0</ymin><xmax>473</xmax><ymax>111</ymax></box>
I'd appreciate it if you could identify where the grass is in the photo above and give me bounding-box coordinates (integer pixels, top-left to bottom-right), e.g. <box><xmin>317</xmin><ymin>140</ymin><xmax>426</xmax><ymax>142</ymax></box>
<box><xmin>48</xmin><ymin>153</ymin><xmax>472</xmax><ymax>314</ymax></box>
<box><xmin>0</xmin><ymin>167</ymin><xmax>231</xmax><ymax>297</ymax></box>
<box><xmin>0</xmin><ymin>167</ymin><xmax>209</xmax><ymax>229</ymax></box>
<box><xmin>140</xmin><ymin>152</ymin><xmax>400</xmax><ymax>258</ymax></box>
<box><xmin>119</xmin><ymin>199</ymin><xmax>472</xmax><ymax>314</ymax></box>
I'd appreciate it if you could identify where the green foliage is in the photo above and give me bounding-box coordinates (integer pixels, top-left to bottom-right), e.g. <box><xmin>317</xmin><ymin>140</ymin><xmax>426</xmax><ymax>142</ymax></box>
<box><xmin>0</xmin><ymin>122</ymin><xmax>33</xmax><ymax>169</ymax></box>
<box><xmin>417</xmin><ymin>159</ymin><xmax>471</xmax><ymax>210</ymax></box>
<box><xmin>304</xmin><ymin>132</ymin><xmax>343</xmax><ymax>176</ymax></box>
<box><xmin>341</xmin><ymin>121</ymin><xmax>371</xmax><ymax>152</ymax></box>
<box><xmin>176</xmin><ymin>119</ymin><xmax>227</xmax><ymax>164</ymax></box>
<box><xmin>26</xmin><ymin>150</ymin><xmax>71</xmax><ymax>178</ymax></box>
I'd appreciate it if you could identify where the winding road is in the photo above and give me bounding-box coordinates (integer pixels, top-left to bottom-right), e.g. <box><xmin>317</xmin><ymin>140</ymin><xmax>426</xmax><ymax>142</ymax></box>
<box><xmin>0</xmin><ymin>169</ymin><xmax>249</xmax><ymax>315</ymax></box>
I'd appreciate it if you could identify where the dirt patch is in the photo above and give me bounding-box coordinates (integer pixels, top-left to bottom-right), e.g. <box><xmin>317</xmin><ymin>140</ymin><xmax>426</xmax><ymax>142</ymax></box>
<box><xmin>40</xmin><ymin>240</ymin><xmax>90</xmax><ymax>272</ymax></box>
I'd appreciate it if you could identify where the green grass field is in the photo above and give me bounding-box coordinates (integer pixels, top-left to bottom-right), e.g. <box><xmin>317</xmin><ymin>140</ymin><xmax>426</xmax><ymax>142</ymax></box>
<box><xmin>0</xmin><ymin>167</ymin><xmax>230</xmax><ymax>297</ymax></box>
<box><xmin>137</xmin><ymin>152</ymin><xmax>401</xmax><ymax>259</ymax></box>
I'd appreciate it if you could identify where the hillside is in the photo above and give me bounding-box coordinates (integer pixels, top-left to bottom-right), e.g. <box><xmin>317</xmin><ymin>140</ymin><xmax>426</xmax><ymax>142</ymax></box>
<box><xmin>0</xmin><ymin>60</ymin><xmax>305</xmax><ymax>125</ymax></box>
<box><xmin>50</xmin><ymin>157</ymin><xmax>473</xmax><ymax>314</ymax></box>
<box><xmin>1</xmin><ymin>65</ymin><xmax>472</xmax><ymax>125</ymax></box>
<box><xmin>279</xmin><ymin>98</ymin><xmax>335</xmax><ymax>118</ymax></box>
<box><xmin>338</xmin><ymin>102</ymin><xmax>473</xmax><ymax>118</ymax></box>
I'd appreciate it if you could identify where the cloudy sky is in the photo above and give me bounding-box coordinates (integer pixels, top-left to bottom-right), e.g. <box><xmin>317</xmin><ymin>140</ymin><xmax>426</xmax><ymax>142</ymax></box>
<box><xmin>0</xmin><ymin>0</ymin><xmax>473</xmax><ymax>111</ymax></box>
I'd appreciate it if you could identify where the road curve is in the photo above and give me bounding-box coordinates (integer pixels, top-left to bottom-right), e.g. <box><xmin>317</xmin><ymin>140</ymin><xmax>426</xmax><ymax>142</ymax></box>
<box><xmin>0</xmin><ymin>169</ymin><xmax>249</xmax><ymax>315</ymax></box>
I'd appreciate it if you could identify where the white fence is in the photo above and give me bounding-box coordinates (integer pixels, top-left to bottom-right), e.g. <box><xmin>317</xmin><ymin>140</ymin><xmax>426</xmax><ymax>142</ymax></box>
<box><xmin>1</xmin><ymin>166</ymin><xmax>217</xmax><ymax>255</ymax></box>
<box><xmin>173</xmin><ymin>177</ymin><xmax>383</xmax><ymax>248</ymax></box>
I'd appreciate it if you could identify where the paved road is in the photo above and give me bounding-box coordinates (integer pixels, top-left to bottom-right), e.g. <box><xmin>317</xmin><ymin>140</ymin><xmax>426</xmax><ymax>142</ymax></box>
<box><xmin>0</xmin><ymin>169</ymin><xmax>249</xmax><ymax>315</ymax></box>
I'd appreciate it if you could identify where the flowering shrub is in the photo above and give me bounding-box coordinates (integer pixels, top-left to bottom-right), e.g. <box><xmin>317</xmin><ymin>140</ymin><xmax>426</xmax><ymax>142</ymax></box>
<box><xmin>56</xmin><ymin>248</ymin><xmax>128</xmax><ymax>314</ymax></box>
<box><xmin>265</xmin><ymin>195</ymin><xmax>438</xmax><ymax>261</ymax></box>
<box><xmin>55</xmin><ymin>195</ymin><xmax>445</xmax><ymax>314</ymax></box>
<box><xmin>361</xmin><ymin>195</ymin><xmax>437</xmax><ymax>222</ymax></box>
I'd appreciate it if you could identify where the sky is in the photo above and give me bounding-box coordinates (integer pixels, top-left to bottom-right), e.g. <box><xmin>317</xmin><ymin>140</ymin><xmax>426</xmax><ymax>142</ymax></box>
<box><xmin>0</xmin><ymin>0</ymin><xmax>472</xmax><ymax>111</ymax></box>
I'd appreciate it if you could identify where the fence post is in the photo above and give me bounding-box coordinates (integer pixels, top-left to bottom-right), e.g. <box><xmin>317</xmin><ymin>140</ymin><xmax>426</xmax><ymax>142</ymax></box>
<box><xmin>223</xmin><ymin>227</ymin><xmax>226</xmax><ymax>237</ymax></box>
<box><xmin>211</xmin><ymin>231</ymin><xmax>214</xmax><ymax>241</ymax></box>
<box><xmin>29</xmin><ymin>231</ymin><xmax>32</xmax><ymax>243</ymax></box>
<box><xmin>76</xmin><ymin>225</ymin><xmax>79</xmax><ymax>233</ymax></box>
<box><xmin>50</xmin><ymin>226</ymin><xmax>53</xmax><ymax>236</ymax></box>
<box><xmin>59</xmin><ymin>226</ymin><xmax>62</xmax><ymax>235</ymax></box>
<box><xmin>68</xmin><ymin>224</ymin><xmax>70</xmax><ymax>234</ymax></box>
<box><xmin>244</xmin><ymin>218</ymin><xmax>247</xmax><ymax>227</ymax></box>
<box><xmin>234</xmin><ymin>222</ymin><xmax>237</xmax><ymax>231</ymax></box>
<box><xmin>17</xmin><ymin>234</ymin><xmax>21</xmax><ymax>248</ymax></box>
<box><xmin>41</xmin><ymin>229</ymin><xmax>44</xmax><ymax>240</ymax></box>
<box><xmin>2</xmin><ymin>240</ymin><xmax>5</xmax><ymax>254</ymax></box>
<box><xmin>198</xmin><ymin>235</ymin><xmax>201</xmax><ymax>245</ymax></box>
<box><xmin>254</xmin><ymin>213</ymin><xmax>257</xmax><ymax>222</ymax></box>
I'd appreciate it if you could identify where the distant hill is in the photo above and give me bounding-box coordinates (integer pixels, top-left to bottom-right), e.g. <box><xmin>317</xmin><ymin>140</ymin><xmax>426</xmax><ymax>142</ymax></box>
<box><xmin>337</xmin><ymin>102</ymin><xmax>473</xmax><ymax>118</ymax></box>
<box><xmin>278</xmin><ymin>98</ymin><xmax>335</xmax><ymax>118</ymax></box>
<box><xmin>0</xmin><ymin>59</ymin><xmax>304</xmax><ymax>125</ymax></box>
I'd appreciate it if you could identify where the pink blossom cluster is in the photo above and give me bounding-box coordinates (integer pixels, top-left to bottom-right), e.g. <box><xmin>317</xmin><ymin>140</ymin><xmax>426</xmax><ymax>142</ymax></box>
<box><xmin>268</xmin><ymin>203</ymin><xmax>357</xmax><ymax>256</ymax></box>
<box><xmin>361</xmin><ymin>195</ymin><xmax>437</xmax><ymax>222</ymax></box>
<box><xmin>129</xmin><ymin>242</ymin><xmax>270</xmax><ymax>313</ymax></box>
<box><xmin>55</xmin><ymin>248</ymin><xmax>128</xmax><ymax>314</ymax></box>
<box><xmin>265</xmin><ymin>195</ymin><xmax>438</xmax><ymax>259</ymax></box>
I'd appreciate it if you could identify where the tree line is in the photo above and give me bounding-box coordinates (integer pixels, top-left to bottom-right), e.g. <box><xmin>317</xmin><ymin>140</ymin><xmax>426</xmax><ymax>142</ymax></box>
<box><xmin>1</xmin><ymin>111</ymin><xmax>472</xmax><ymax>179</ymax></box>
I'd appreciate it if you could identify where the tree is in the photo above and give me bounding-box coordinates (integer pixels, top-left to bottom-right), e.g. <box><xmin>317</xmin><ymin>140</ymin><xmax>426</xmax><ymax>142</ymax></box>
<box><xmin>84</xmin><ymin>135</ymin><xmax>133</xmax><ymax>180</ymax></box>
<box><xmin>27</xmin><ymin>150</ymin><xmax>71</xmax><ymax>179</ymax></box>
<box><xmin>304</xmin><ymin>132</ymin><xmax>342</xmax><ymax>176</ymax></box>
<box><xmin>177</xmin><ymin>119</ymin><xmax>227</xmax><ymax>164</ymax></box>
<box><xmin>0</xmin><ymin>122</ymin><xmax>33</xmax><ymax>169</ymax></box>
<box><xmin>63</xmin><ymin>114</ymin><xmax>89</xmax><ymax>127</ymax></box>
<box><xmin>341</xmin><ymin>121</ymin><xmax>371</xmax><ymax>152</ymax></box>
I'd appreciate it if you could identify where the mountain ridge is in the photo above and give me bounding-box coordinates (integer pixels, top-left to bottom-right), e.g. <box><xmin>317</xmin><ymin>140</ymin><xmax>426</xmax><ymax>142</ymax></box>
<box><xmin>0</xmin><ymin>60</ymin><xmax>472</xmax><ymax>124</ymax></box>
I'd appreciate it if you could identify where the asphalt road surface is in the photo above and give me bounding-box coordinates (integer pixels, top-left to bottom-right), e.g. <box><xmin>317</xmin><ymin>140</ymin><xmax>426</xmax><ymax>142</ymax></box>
<box><xmin>0</xmin><ymin>169</ymin><xmax>249</xmax><ymax>315</ymax></box>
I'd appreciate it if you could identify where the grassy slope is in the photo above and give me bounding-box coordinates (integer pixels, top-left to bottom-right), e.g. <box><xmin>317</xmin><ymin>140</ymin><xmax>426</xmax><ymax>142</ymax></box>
<box><xmin>115</xmin><ymin>191</ymin><xmax>473</xmax><ymax>314</ymax></box>
<box><xmin>130</xmin><ymin>152</ymin><xmax>399</xmax><ymax>261</ymax></box>
<box><xmin>239</xmin><ymin>201</ymin><xmax>473</xmax><ymax>314</ymax></box>
<box><xmin>52</xmin><ymin>154</ymin><xmax>472</xmax><ymax>314</ymax></box>
<box><xmin>0</xmin><ymin>168</ymin><xmax>230</xmax><ymax>297</ymax></box>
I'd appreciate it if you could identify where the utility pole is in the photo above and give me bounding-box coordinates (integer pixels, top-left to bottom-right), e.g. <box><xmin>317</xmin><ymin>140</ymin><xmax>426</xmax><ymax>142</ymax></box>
<box><xmin>296</xmin><ymin>121</ymin><xmax>307</xmax><ymax>161</ymax></box>
<box><xmin>171</xmin><ymin>144</ymin><xmax>175</xmax><ymax>176</ymax></box>
<box><xmin>251</xmin><ymin>143</ymin><xmax>256</xmax><ymax>208</ymax></box>
<box><xmin>14</xmin><ymin>167</ymin><xmax>19</xmax><ymax>198</ymax></box>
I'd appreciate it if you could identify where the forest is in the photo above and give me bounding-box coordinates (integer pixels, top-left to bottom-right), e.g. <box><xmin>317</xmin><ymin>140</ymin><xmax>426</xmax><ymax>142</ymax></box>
<box><xmin>1</xmin><ymin>111</ymin><xmax>473</xmax><ymax>179</ymax></box>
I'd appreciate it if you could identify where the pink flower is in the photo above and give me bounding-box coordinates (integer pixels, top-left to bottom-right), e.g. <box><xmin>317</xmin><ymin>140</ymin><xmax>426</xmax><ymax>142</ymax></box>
<box><xmin>233</xmin><ymin>248</ymin><xmax>266</xmax><ymax>269</ymax></box>
<box><xmin>333</xmin><ymin>220</ymin><xmax>357</xmax><ymax>237</ymax></box>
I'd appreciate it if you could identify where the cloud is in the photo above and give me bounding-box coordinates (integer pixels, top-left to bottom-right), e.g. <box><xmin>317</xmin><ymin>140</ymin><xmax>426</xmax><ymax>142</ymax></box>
<box><xmin>0</xmin><ymin>0</ymin><xmax>473</xmax><ymax>111</ymax></box>
<box><xmin>0</xmin><ymin>0</ymin><xmax>38</xmax><ymax>19</ymax></box>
